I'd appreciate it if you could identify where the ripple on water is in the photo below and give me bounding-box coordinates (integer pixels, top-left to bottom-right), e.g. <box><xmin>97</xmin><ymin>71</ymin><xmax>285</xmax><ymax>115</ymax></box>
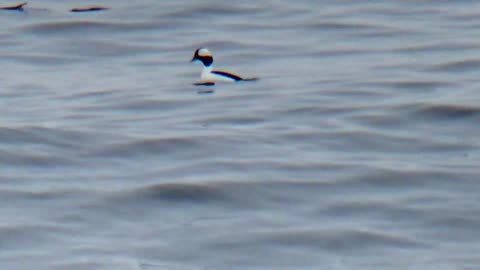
<box><xmin>92</xmin><ymin>136</ymin><xmax>211</xmax><ymax>160</ymax></box>
<box><xmin>391</xmin><ymin>43</ymin><xmax>480</xmax><ymax>53</ymax></box>
<box><xmin>0</xmin><ymin>126</ymin><xmax>89</xmax><ymax>148</ymax></box>
<box><xmin>21</xmin><ymin>21</ymin><xmax>159</xmax><ymax>35</ymax></box>
<box><xmin>0</xmin><ymin>54</ymin><xmax>79</xmax><ymax>65</ymax></box>
<box><xmin>0</xmin><ymin>126</ymin><xmax>104</xmax><ymax>168</ymax></box>
<box><xmin>412</xmin><ymin>103</ymin><xmax>480</xmax><ymax>120</ymax></box>
<box><xmin>163</xmin><ymin>3</ymin><xmax>266</xmax><ymax>19</ymax></box>
<box><xmin>254</xmin><ymin>228</ymin><xmax>425</xmax><ymax>251</ymax></box>
<box><xmin>431</xmin><ymin>59</ymin><xmax>480</xmax><ymax>72</ymax></box>
<box><xmin>369</xmin><ymin>80</ymin><xmax>454</xmax><ymax>91</ymax></box>
<box><xmin>127</xmin><ymin>183</ymin><xmax>231</xmax><ymax>205</ymax></box>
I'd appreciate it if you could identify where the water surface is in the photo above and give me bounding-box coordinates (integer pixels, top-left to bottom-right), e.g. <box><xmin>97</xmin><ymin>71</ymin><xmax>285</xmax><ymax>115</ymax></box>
<box><xmin>1</xmin><ymin>1</ymin><xmax>479</xmax><ymax>269</ymax></box>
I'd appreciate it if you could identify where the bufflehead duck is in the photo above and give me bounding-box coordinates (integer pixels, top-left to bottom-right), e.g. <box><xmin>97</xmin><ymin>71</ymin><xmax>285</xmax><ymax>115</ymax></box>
<box><xmin>190</xmin><ymin>48</ymin><xmax>257</xmax><ymax>85</ymax></box>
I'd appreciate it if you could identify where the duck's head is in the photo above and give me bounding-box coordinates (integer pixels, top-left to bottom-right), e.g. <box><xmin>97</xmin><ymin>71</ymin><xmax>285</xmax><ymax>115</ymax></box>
<box><xmin>191</xmin><ymin>48</ymin><xmax>213</xmax><ymax>67</ymax></box>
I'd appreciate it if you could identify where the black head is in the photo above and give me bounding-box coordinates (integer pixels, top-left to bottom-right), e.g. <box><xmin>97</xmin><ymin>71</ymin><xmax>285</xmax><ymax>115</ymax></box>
<box><xmin>191</xmin><ymin>48</ymin><xmax>213</xmax><ymax>67</ymax></box>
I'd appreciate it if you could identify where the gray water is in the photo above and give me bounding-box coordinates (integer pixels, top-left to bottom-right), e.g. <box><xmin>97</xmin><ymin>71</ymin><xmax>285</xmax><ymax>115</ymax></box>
<box><xmin>1</xmin><ymin>1</ymin><xmax>479</xmax><ymax>269</ymax></box>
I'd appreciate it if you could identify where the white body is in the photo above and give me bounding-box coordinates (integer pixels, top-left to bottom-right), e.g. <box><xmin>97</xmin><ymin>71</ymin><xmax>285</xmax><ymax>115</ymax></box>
<box><xmin>201</xmin><ymin>65</ymin><xmax>237</xmax><ymax>83</ymax></box>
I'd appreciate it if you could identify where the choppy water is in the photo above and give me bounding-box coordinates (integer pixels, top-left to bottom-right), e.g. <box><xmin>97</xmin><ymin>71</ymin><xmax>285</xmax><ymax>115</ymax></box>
<box><xmin>1</xmin><ymin>1</ymin><xmax>479</xmax><ymax>269</ymax></box>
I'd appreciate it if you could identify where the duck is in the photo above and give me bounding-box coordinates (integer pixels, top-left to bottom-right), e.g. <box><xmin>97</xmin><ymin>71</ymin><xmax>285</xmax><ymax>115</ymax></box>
<box><xmin>190</xmin><ymin>48</ymin><xmax>257</xmax><ymax>86</ymax></box>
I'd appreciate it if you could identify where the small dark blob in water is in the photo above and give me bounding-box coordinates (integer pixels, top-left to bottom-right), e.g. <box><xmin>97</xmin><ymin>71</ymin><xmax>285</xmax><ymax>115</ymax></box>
<box><xmin>70</xmin><ymin>6</ymin><xmax>109</xmax><ymax>13</ymax></box>
<box><xmin>198</xmin><ymin>90</ymin><xmax>215</xmax><ymax>94</ymax></box>
<box><xmin>0</xmin><ymin>2</ymin><xmax>26</xmax><ymax>11</ymax></box>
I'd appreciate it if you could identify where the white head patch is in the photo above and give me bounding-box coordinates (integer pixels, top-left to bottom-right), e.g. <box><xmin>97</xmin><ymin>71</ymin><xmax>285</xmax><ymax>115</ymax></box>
<box><xmin>198</xmin><ymin>48</ymin><xmax>212</xmax><ymax>57</ymax></box>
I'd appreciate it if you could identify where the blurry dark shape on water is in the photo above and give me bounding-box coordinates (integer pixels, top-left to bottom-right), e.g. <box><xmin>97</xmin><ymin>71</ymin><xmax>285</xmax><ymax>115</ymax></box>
<box><xmin>0</xmin><ymin>2</ymin><xmax>26</xmax><ymax>11</ymax></box>
<box><xmin>70</xmin><ymin>6</ymin><xmax>110</xmax><ymax>13</ymax></box>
